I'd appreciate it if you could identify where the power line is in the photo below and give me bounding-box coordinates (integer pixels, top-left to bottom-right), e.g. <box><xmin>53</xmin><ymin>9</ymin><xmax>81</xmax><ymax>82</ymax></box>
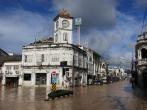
<box><xmin>141</xmin><ymin>5</ymin><xmax>147</xmax><ymax>34</ymax></box>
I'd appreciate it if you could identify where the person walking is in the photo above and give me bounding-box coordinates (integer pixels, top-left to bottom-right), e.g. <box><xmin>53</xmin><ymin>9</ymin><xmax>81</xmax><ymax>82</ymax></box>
<box><xmin>130</xmin><ymin>77</ymin><xmax>135</xmax><ymax>88</ymax></box>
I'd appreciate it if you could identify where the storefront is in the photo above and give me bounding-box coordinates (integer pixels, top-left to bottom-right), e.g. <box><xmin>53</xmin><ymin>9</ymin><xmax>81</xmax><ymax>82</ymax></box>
<box><xmin>5</xmin><ymin>76</ymin><xmax>19</xmax><ymax>87</ymax></box>
<box><xmin>36</xmin><ymin>73</ymin><xmax>47</xmax><ymax>85</ymax></box>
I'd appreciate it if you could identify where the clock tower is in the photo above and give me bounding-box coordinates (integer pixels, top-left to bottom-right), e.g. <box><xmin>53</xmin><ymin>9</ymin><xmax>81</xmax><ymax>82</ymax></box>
<box><xmin>53</xmin><ymin>10</ymin><xmax>73</xmax><ymax>44</ymax></box>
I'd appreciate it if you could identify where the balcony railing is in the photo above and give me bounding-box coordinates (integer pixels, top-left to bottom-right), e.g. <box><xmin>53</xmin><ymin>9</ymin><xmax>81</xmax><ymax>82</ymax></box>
<box><xmin>137</xmin><ymin>58</ymin><xmax>147</xmax><ymax>66</ymax></box>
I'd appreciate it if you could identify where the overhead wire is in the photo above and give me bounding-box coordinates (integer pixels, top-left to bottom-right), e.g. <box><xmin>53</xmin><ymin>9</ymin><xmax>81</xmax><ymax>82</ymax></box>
<box><xmin>140</xmin><ymin>5</ymin><xmax>147</xmax><ymax>34</ymax></box>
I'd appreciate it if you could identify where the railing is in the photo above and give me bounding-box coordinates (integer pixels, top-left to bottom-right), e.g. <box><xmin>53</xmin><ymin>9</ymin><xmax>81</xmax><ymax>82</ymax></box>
<box><xmin>137</xmin><ymin>58</ymin><xmax>147</xmax><ymax>66</ymax></box>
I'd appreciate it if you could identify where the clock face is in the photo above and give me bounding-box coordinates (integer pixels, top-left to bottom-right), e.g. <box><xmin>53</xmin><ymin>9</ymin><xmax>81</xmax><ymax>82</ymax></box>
<box><xmin>62</xmin><ymin>20</ymin><xmax>69</xmax><ymax>28</ymax></box>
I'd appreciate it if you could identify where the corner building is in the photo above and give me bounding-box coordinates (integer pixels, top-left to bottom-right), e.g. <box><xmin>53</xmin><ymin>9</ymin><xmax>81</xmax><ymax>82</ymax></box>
<box><xmin>22</xmin><ymin>10</ymin><xmax>88</xmax><ymax>87</ymax></box>
<box><xmin>135</xmin><ymin>32</ymin><xmax>147</xmax><ymax>88</ymax></box>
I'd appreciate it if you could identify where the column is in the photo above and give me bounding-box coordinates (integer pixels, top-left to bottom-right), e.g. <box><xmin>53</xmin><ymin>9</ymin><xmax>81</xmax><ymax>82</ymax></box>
<box><xmin>47</xmin><ymin>72</ymin><xmax>50</xmax><ymax>86</ymax></box>
<box><xmin>18</xmin><ymin>76</ymin><xmax>22</xmax><ymax>86</ymax></box>
<box><xmin>31</xmin><ymin>72</ymin><xmax>36</xmax><ymax>86</ymax></box>
<box><xmin>2</xmin><ymin>75</ymin><xmax>5</xmax><ymax>85</ymax></box>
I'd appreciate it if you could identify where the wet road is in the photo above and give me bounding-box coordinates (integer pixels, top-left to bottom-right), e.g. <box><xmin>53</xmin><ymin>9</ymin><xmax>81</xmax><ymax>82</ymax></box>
<box><xmin>0</xmin><ymin>80</ymin><xmax>147</xmax><ymax>110</ymax></box>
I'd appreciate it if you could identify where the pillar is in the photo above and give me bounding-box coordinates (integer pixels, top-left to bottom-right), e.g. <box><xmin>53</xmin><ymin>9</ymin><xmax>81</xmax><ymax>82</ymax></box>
<box><xmin>2</xmin><ymin>75</ymin><xmax>5</xmax><ymax>85</ymax></box>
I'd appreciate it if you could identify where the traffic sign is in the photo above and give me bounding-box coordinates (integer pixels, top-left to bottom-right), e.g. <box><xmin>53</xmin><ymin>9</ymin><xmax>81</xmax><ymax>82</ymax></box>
<box><xmin>51</xmin><ymin>71</ymin><xmax>57</xmax><ymax>84</ymax></box>
<box><xmin>51</xmin><ymin>71</ymin><xmax>57</xmax><ymax>92</ymax></box>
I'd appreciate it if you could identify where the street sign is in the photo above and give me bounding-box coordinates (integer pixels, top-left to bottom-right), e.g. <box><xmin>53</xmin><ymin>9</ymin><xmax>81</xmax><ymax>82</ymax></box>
<box><xmin>51</xmin><ymin>71</ymin><xmax>57</xmax><ymax>92</ymax></box>
<box><xmin>51</xmin><ymin>71</ymin><xmax>57</xmax><ymax>84</ymax></box>
<box><xmin>75</xmin><ymin>18</ymin><xmax>82</xmax><ymax>26</ymax></box>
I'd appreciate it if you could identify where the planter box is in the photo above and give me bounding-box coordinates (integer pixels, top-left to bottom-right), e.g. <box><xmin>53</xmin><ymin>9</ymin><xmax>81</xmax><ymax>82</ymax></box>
<box><xmin>48</xmin><ymin>90</ymin><xmax>73</xmax><ymax>100</ymax></box>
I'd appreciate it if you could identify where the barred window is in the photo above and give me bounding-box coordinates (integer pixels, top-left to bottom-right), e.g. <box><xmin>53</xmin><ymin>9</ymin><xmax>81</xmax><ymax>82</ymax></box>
<box><xmin>24</xmin><ymin>74</ymin><xmax>31</xmax><ymax>81</ymax></box>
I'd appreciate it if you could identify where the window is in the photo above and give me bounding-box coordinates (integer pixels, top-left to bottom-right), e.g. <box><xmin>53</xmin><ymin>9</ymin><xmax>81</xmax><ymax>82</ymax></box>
<box><xmin>6</xmin><ymin>66</ymin><xmax>11</xmax><ymax>70</ymax></box>
<box><xmin>24</xmin><ymin>74</ymin><xmax>31</xmax><ymax>81</ymax></box>
<box><xmin>37</xmin><ymin>54</ymin><xmax>45</xmax><ymax>63</ymax></box>
<box><xmin>141</xmin><ymin>48</ymin><xmax>147</xmax><ymax>58</ymax></box>
<box><xmin>63</xmin><ymin>33</ymin><xmax>68</xmax><ymax>41</ymax></box>
<box><xmin>56</xmin><ymin>21</ymin><xmax>59</xmax><ymax>29</ymax></box>
<box><xmin>51</xmin><ymin>55</ymin><xmax>59</xmax><ymax>62</ymax></box>
<box><xmin>14</xmin><ymin>65</ymin><xmax>19</xmax><ymax>70</ymax></box>
<box><xmin>89</xmin><ymin>56</ymin><xmax>92</xmax><ymax>62</ymax></box>
<box><xmin>102</xmin><ymin>64</ymin><xmax>105</xmax><ymax>69</ymax></box>
<box><xmin>24</xmin><ymin>55</ymin><xmax>27</xmax><ymax>62</ymax></box>
<box><xmin>41</xmin><ymin>54</ymin><xmax>44</xmax><ymax>62</ymax></box>
<box><xmin>24</xmin><ymin>55</ymin><xmax>32</xmax><ymax>62</ymax></box>
<box><xmin>55</xmin><ymin>34</ymin><xmax>58</xmax><ymax>42</ymax></box>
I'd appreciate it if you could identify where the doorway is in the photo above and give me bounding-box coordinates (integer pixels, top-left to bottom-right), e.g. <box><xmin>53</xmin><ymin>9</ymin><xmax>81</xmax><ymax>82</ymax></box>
<box><xmin>36</xmin><ymin>73</ymin><xmax>47</xmax><ymax>85</ymax></box>
<box><xmin>6</xmin><ymin>77</ymin><xmax>19</xmax><ymax>87</ymax></box>
<box><xmin>141</xmin><ymin>48</ymin><xmax>147</xmax><ymax>58</ymax></box>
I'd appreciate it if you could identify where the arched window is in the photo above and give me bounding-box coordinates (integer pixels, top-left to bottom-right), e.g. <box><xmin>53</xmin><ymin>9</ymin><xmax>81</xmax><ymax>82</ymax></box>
<box><xmin>141</xmin><ymin>48</ymin><xmax>147</xmax><ymax>58</ymax></box>
<box><xmin>55</xmin><ymin>34</ymin><xmax>58</xmax><ymax>42</ymax></box>
<box><xmin>63</xmin><ymin>33</ymin><xmax>68</xmax><ymax>41</ymax></box>
<box><xmin>89</xmin><ymin>56</ymin><xmax>92</xmax><ymax>62</ymax></box>
<box><xmin>102</xmin><ymin>64</ymin><xmax>105</xmax><ymax>69</ymax></box>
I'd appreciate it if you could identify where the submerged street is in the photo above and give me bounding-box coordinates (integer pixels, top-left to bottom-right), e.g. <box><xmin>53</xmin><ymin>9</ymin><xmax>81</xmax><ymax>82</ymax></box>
<box><xmin>0</xmin><ymin>80</ymin><xmax>147</xmax><ymax>110</ymax></box>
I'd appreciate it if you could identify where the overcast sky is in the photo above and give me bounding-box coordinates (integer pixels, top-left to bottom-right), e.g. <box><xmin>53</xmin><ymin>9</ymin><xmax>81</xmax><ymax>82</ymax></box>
<box><xmin>0</xmin><ymin>0</ymin><xmax>147</xmax><ymax>66</ymax></box>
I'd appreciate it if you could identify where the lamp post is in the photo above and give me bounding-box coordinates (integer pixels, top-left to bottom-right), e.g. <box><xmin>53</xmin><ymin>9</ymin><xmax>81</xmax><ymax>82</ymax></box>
<box><xmin>75</xmin><ymin>18</ymin><xmax>82</xmax><ymax>46</ymax></box>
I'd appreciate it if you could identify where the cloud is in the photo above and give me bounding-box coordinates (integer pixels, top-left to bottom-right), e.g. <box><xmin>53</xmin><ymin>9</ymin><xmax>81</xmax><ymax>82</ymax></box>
<box><xmin>0</xmin><ymin>0</ymin><xmax>141</xmax><ymax>67</ymax></box>
<box><xmin>136</xmin><ymin>0</ymin><xmax>147</xmax><ymax>7</ymax></box>
<box><xmin>53</xmin><ymin>0</ymin><xmax>142</xmax><ymax>66</ymax></box>
<box><xmin>80</xmin><ymin>12</ymin><xmax>140</xmax><ymax>65</ymax></box>
<box><xmin>53</xmin><ymin>0</ymin><xmax>117</xmax><ymax>29</ymax></box>
<box><xmin>0</xmin><ymin>8</ymin><xmax>53</xmax><ymax>53</ymax></box>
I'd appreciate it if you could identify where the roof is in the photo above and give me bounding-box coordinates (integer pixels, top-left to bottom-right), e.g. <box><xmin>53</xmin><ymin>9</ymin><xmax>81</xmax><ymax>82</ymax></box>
<box><xmin>28</xmin><ymin>37</ymin><xmax>54</xmax><ymax>46</ymax></box>
<box><xmin>53</xmin><ymin>9</ymin><xmax>73</xmax><ymax>21</ymax></box>
<box><xmin>0</xmin><ymin>48</ymin><xmax>8</xmax><ymax>56</ymax></box>
<box><xmin>77</xmin><ymin>45</ymin><xmax>101</xmax><ymax>58</ymax></box>
<box><xmin>0</xmin><ymin>55</ymin><xmax>22</xmax><ymax>67</ymax></box>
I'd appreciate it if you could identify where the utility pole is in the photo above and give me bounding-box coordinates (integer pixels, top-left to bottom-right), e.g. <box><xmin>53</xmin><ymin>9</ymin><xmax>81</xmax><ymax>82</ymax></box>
<box><xmin>75</xmin><ymin>18</ymin><xmax>82</xmax><ymax>46</ymax></box>
<box><xmin>72</xmin><ymin>53</ymin><xmax>75</xmax><ymax>89</ymax></box>
<box><xmin>128</xmin><ymin>44</ymin><xmax>135</xmax><ymax>73</ymax></box>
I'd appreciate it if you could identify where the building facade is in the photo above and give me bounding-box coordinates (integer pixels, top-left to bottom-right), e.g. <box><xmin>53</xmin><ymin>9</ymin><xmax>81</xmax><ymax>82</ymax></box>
<box><xmin>135</xmin><ymin>32</ymin><xmax>147</xmax><ymax>88</ymax></box>
<box><xmin>1</xmin><ymin>61</ymin><xmax>22</xmax><ymax>86</ymax></box>
<box><xmin>0</xmin><ymin>10</ymin><xmax>107</xmax><ymax>87</ymax></box>
<box><xmin>21</xmin><ymin>10</ymin><xmax>89</xmax><ymax>87</ymax></box>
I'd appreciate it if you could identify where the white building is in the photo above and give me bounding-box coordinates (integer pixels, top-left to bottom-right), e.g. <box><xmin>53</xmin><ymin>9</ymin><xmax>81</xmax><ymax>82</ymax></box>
<box><xmin>99</xmin><ymin>60</ymin><xmax>107</xmax><ymax>83</ymax></box>
<box><xmin>0</xmin><ymin>10</ymin><xmax>108</xmax><ymax>87</ymax></box>
<box><xmin>108</xmin><ymin>66</ymin><xmax>126</xmax><ymax>80</ymax></box>
<box><xmin>18</xmin><ymin>10</ymin><xmax>107</xmax><ymax>87</ymax></box>
<box><xmin>135</xmin><ymin>32</ymin><xmax>147</xmax><ymax>88</ymax></box>
<box><xmin>1</xmin><ymin>61</ymin><xmax>22</xmax><ymax>86</ymax></box>
<box><xmin>22</xmin><ymin>10</ymin><xmax>88</xmax><ymax>87</ymax></box>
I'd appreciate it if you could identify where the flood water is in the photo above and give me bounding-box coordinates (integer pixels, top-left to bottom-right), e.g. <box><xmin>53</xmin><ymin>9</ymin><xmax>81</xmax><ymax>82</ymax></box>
<box><xmin>0</xmin><ymin>80</ymin><xmax>147</xmax><ymax>110</ymax></box>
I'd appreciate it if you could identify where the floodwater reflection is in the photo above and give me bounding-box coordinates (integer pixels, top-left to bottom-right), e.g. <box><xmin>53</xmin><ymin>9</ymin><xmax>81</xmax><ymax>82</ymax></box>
<box><xmin>0</xmin><ymin>86</ymin><xmax>50</xmax><ymax>102</ymax></box>
<box><xmin>0</xmin><ymin>80</ymin><xmax>147</xmax><ymax>110</ymax></box>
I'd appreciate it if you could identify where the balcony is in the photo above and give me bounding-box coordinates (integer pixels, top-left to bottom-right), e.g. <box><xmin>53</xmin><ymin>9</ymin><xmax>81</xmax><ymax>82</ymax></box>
<box><xmin>137</xmin><ymin>32</ymin><xmax>147</xmax><ymax>46</ymax></box>
<box><xmin>137</xmin><ymin>58</ymin><xmax>147</xmax><ymax>66</ymax></box>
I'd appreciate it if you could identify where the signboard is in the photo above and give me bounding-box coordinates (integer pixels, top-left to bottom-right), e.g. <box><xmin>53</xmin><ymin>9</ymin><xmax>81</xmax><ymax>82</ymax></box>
<box><xmin>51</xmin><ymin>71</ymin><xmax>57</xmax><ymax>84</ymax></box>
<box><xmin>75</xmin><ymin>18</ymin><xmax>82</xmax><ymax>26</ymax></box>
<box><xmin>51</xmin><ymin>71</ymin><xmax>57</xmax><ymax>91</ymax></box>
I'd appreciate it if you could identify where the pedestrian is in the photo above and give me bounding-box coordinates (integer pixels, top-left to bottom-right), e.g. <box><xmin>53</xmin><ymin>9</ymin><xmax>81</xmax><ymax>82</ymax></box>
<box><xmin>130</xmin><ymin>77</ymin><xmax>135</xmax><ymax>88</ymax></box>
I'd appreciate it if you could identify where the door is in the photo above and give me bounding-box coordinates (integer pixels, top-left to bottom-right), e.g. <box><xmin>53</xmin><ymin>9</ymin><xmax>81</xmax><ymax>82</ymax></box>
<box><xmin>6</xmin><ymin>77</ymin><xmax>19</xmax><ymax>87</ymax></box>
<box><xmin>36</xmin><ymin>73</ymin><xmax>47</xmax><ymax>85</ymax></box>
